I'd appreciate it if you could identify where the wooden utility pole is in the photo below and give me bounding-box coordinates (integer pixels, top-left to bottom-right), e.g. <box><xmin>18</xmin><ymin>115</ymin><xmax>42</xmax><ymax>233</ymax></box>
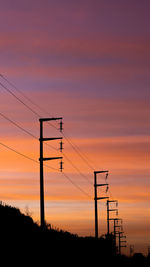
<box><xmin>107</xmin><ymin>200</ymin><xmax>118</xmax><ymax>235</ymax></box>
<box><xmin>94</xmin><ymin>170</ymin><xmax>109</xmax><ymax>238</ymax></box>
<box><xmin>39</xmin><ymin>117</ymin><xmax>63</xmax><ymax>229</ymax></box>
<box><xmin>118</xmin><ymin>232</ymin><xmax>127</xmax><ymax>254</ymax></box>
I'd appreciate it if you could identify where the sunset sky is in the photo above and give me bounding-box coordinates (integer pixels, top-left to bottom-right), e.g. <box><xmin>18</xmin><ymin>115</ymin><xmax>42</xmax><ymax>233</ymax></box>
<box><xmin>0</xmin><ymin>0</ymin><xmax>150</xmax><ymax>255</ymax></box>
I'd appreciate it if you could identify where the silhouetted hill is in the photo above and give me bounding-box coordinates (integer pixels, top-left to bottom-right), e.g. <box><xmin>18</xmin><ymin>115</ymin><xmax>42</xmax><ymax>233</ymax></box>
<box><xmin>0</xmin><ymin>202</ymin><xmax>149</xmax><ymax>266</ymax></box>
<box><xmin>0</xmin><ymin>202</ymin><xmax>115</xmax><ymax>265</ymax></box>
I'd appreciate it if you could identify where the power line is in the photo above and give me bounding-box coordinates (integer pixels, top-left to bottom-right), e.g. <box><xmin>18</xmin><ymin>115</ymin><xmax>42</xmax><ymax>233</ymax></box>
<box><xmin>0</xmin><ymin>111</ymin><xmax>37</xmax><ymax>140</ymax></box>
<box><xmin>0</xmin><ymin>110</ymin><xmax>58</xmax><ymax>151</ymax></box>
<box><xmin>0</xmin><ymin>109</ymin><xmax>92</xmax><ymax>198</ymax></box>
<box><xmin>0</xmin><ymin>74</ymin><xmax>95</xmax><ymax>171</ymax></box>
<box><xmin>0</xmin><ymin>75</ymin><xmax>96</xmax><ymax>197</ymax></box>
<box><xmin>62</xmin><ymin>132</ymin><xmax>95</xmax><ymax>171</ymax></box>
<box><xmin>62</xmin><ymin>152</ymin><xmax>93</xmax><ymax>185</ymax></box>
<box><xmin>0</xmin><ymin>74</ymin><xmax>58</xmax><ymax>130</ymax></box>
<box><xmin>0</xmin><ymin>109</ymin><xmax>92</xmax><ymax>197</ymax></box>
<box><xmin>0</xmin><ymin>141</ymin><xmax>38</xmax><ymax>163</ymax></box>
<box><xmin>62</xmin><ymin>171</ymin><xmax>92</xmax><ymax>199</ymax></box>
<box><xmin>0</xmin><ymin>109</ymin><xmax>92</xmax><ymax>189</ymax></box>
<box><xmin>0</xmin><ymin>140</ymin><xmax>58</xmax><ymax>171</ymax></box>
<box><xmin>0</xmin><ymin>76</ymin><xmax>94</xmax><ymax>178</ymax></box>
<box><xmin>0</xmin><ymin>78</ymin><xmax>58</xmax><ymax>133</ymax></box>
<box><xmin>0</xmin><ymin>75</ymin><xmax>119</xmax><ymax>210</ymax></box>
<box><xmin>1</xmin><ymin>79</ymin><xmax>118</xmax><ymax>218</ymax></box>
<box><xmin>0</xmin><ymin>140</ymin><xmax>91</xmax><ymax>198</ymax></box>
<box><xmin>0</xmin><ymin>81</ymin><xmax>40</xmax><ymax>118</ymax></box>
<box><xmin>0</xmin><ymin>74</ymin><xmax>51</xmax><ymax>116</ymax></box>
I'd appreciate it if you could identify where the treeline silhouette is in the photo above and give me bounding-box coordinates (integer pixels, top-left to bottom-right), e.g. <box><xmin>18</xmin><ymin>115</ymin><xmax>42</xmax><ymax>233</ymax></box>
<box><xmin>0</xmin><ymin>202</ymin><xmax>149</xmax><ymax>266</ymax></box>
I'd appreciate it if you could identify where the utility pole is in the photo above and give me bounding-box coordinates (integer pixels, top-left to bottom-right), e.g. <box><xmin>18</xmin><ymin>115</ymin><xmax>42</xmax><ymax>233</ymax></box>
<box><xmin>113</xmin><ymin>218</ymin><xmax>121</xmax><ymax>249</ymax></box>
<box><xmin>109</xmin><ymin>218</ymin><xmax>122</xmax><ymax>250</ymax></box>
<box><xmin>130</xmin><ymin>245</ymin><xmax>134</xmax><ymax>257</ymax></box>
<box><xmin>39</xmin><ymin>117</ymin><xmax>63</xmax><ymax>229</ymax></box>
<box><xmin>118</xmin><ymin>232</ymin><xmax>127</xmax><ymax>254</ymax></box>
<box><xmin>107</xmin><ymin>200</ymin><xmax>118</xmax><ymax>235</ymax></box>
<box><xmin>94</xmin><ymin>170</ymin><xmax>109</xmax><ymax>238</ymax></box>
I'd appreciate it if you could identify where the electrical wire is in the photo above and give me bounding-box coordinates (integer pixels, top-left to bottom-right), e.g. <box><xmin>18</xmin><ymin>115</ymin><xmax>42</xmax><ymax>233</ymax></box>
<box><xmin>0</xmin><ymin>74</ymin><xmax>53</xmax><ymax>117</ymax></box>
<box><xmin>62</xmin><ymin>132</ymin><xmax>95</xmax><ymax>171</ymax></box>
<box><xmin>0</xmin><ymin>74</ymin><xmax>95</xmax><ymax>171</ymax></box>
<box><xmin>62</xmin><ymin>171</ymin><xmax>92</xmax><ymax>199</ymax></box>
<box><xmin>0</xmin><ymin>81</ymin><xmax>41</xmax><ymax>117</ymax></box>
<box><xmin>0</xmin><ymin>74</ymin><xmax>121</xmax><ymax>221</ymax></box>
<box><xmin>0</xmin><ymin>140</ymin><xmax>92</xmax><ymax>199</ymax></box>
<box><xmin>0</xmin><ymin>109</ymin><xmax>92</xmax><ymax>193</ymax></box>
<box><xmin>0</xmin><ymin>75</ymin><xmax>94</xmax><ymax>191</ymax></box>
<box><xmin>0</xmin><ymin>75</ymin><xmax>111</xmax><ymax>200</ymax></box>
<box><xmin>62</xmin><ymin>152</ymin><xmax>93</xmax><ymax>185</ymax></box>
<box><xmin>0</xmin><ymin>110</ymin><xmax>58</xmax><ymax>151</ymax></box>
<box><xmin>0</xmin><ymin>77</ymin><xmax>58</xmax><ymax>131</ymax></box>
<box><xmin>0</xmin><ymin>140</ymin><xmax>58</xmax><ymax>171</ymax></box>
<box><xmin>0</xmin><ymin>109</ymin><xmax>92</xmax><ymax>198</ymax></box>
<box><xmin>0</xmin><ymin>111</ymin><xmax>37</xmax><ymax>139</ymax></box>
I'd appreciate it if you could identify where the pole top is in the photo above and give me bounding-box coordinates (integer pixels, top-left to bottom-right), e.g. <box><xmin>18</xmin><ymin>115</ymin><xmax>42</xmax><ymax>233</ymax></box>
<box><xmin>109</xmin><ymin>218</ymin><xmax>122</xmax><ymax>221</ymax></box>
<box><xmin>107</xmin><ymin>200</ymin><xmax>118</xmax><ymax>203</ymax></box>
<box><xmin>96</xmin><ymin>197</ymin><xmax>109</xmax><ymax>200</ymax></box>
<box><xmin>94</xmin><ymin>170</ymin><xmax>109</xmax><ymax>174</ymax></box>
<box><xmin>39</xmin><ymin>117</ymin><xmax>62</xmax><ymax>122</ymax></box>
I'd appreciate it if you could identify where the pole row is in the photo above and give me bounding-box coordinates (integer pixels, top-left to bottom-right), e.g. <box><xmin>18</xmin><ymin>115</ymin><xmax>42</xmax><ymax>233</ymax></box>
<box><xmin>94</xmin><ymin>170</ymin><xmax>127</xmax><ymax>254</ymax></box>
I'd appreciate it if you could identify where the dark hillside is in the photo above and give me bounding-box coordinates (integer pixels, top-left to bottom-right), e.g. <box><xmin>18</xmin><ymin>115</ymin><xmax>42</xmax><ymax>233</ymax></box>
<box><xmin>0</xmin><ymin>202</ymin><xmax>115</xmax><ymax>265</ymax></box>
<box><xmin>0</xmin><ymin>202</ymin><xmax>149</xmax><ymax>266</ymax></box>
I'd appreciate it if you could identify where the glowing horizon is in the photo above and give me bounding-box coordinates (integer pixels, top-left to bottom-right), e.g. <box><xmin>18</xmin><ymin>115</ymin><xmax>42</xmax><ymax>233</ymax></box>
<box><xmin>0</xmin><ymin>0</ymin><xmax>150</xmax><ymax>256</ymax></box>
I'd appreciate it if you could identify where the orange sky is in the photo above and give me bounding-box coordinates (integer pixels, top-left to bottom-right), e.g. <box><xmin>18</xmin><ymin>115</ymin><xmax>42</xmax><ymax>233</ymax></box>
<box><xmin>0</xmin><ymin>132</ymin><xmax>150</xmax><ymax>256</ymax></box>
<box><xmin>0</xmin><ymin>0</ymin><xmax>150</xmax><ymax>256</ymax></box>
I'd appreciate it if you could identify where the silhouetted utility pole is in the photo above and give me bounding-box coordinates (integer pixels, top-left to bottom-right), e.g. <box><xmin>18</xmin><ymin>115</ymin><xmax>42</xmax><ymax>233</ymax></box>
<box><xmin>130</xmin><ymin>245</ymin><xmax>134</xmax><ymax>257</ymax></box>
<box><xmin>107</xmin><ymin>200</ymin><xmax>118</xmax><ymax>235</ymax></box>
<box><xmin>94</xmin><ymin>170</ymin><xmax>109</xmax><ymax>238</ymax></box>
<box><xmin>39</xmin><ymin>117</ymin><xmax>63</xmax><ymax>229</ymax></box>
<box><xmin>114</xmin><ymin>218</ymin><xmax>120</xmax><ymax>249</ymax></box>
<box><xmin>118</xmin><ymin>232</ymin><xmax>127</xmax><ymax>254</ymax></box>
<box><xmin>109</xmin><ymin>218</ymin><xmax>122</xmax><ymax>249</ymax></box>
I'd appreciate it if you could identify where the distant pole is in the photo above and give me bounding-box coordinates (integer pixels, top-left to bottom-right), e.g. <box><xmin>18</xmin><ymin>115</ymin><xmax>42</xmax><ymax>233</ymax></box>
<box><xmin>107</xmin><ymin>200</ymin><xmax>118</xmax><ymax>235</ymax></box>
<box><xmin>107</xmin><ymin>200</ymin><xmax>109</xmax><ymax>235</ymax></box>
<box><xmin>40</xmin><ymin>120</ymin><xmax>45</xmax><ymax>228</ymax></box>
<box><xmin>94</xmin><ymin>170</ymin><xmax>109</xmax><ymax>238</ymax></box>
<box><xmin>113</xmin><ymin>218</ymin><xmax>121</xmax><ymax>249</ymax></box>
<box><xmin>39</xmin><ymin>117</ymin><xmax>63</xmax><ymax>229</ymax></box>
<box><xmin>94</xmin><ymin>171</ymin><xmax>98</xmax><ymax>238</ymax></box>
<box><xmin>114</xmin><ymin>219</ymin><xmax>117</xmax><ymax>247</ymax></box>
<box><xmin>110</xmin><ymin>218</ymin><xmax>124</xmax><ymax>253</ymax></box>
<box><xmin>130</xmin><ymin>245</ymin><xmax>134</xmax><ymax>257</ymax></box>
<box><xmin>119</xmin><ymin>233</ymin><xmax>127</xmax><ymax>254</ymax></box>
<box><xmin>118</xmin><ymin>231</ymin><xmax>121</xmax><ymax>254</ymax></box>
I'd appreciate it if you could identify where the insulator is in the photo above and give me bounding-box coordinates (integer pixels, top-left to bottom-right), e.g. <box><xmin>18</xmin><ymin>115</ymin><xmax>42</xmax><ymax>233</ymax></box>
<box><xmin>105</xmin><ymin>172</ymin><xmax>108</xmax><ymax>179</ymax></box>
<box><xmin>60</xmin><ymin>120</ymin><xmax>63</xmax><ymax>132</ymax></box>
<box><xmin>60</xmin><ymin>160</ymin><xmax>63</xmax><ymax>172</ymax></box>
<box><xmin>106</xmin><ymin>185</ymin><xmax>109</xmax><ymax>193</ymax></box>
<box><xmin>116</xmin><ymin>210</ymin><xmax>118</xmax><ymax>216</ymax></box>
<box><xmin>116</xmin><ymin>201</ymin><xmax>118</xmax><ymax>207</ymax></box>
<box><xmin>60</xmin><ymin>141</ymin><xmax>63</xmax><ymax>152</ymax></box>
